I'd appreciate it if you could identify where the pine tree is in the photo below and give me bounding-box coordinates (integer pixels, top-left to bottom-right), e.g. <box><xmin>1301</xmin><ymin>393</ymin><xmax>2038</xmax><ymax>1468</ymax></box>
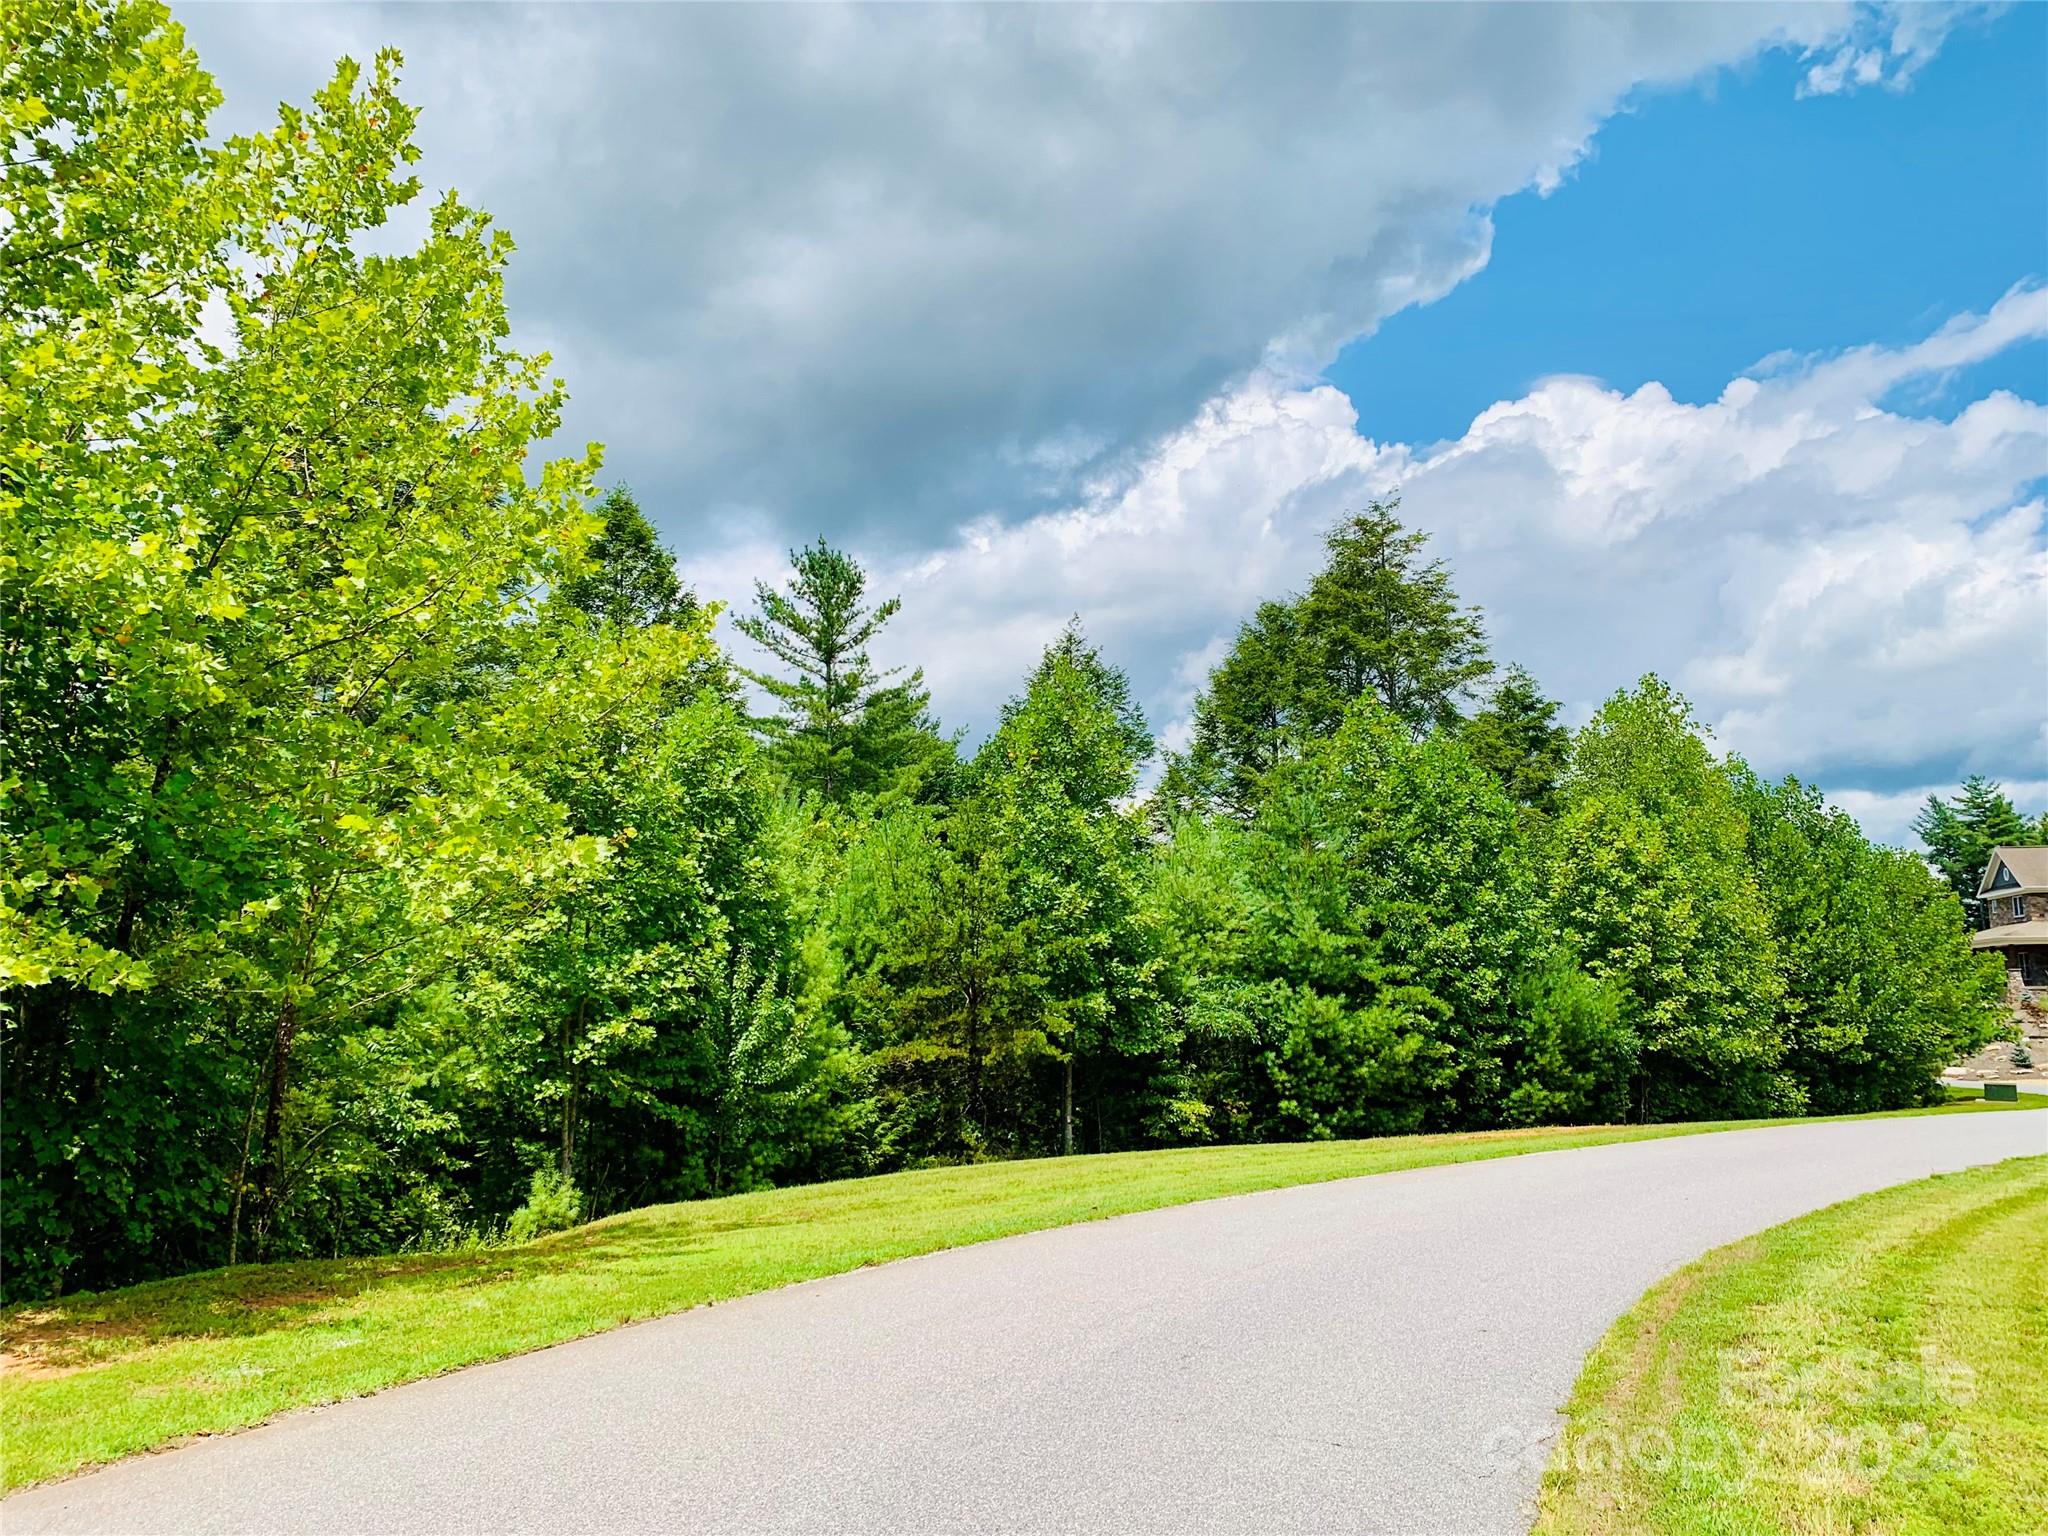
<box><xmin>1911</xmin><ymin>775</ymin><xmax>2031</xmax><ymax>920</ymax></box>
<box><xmin>1460</xmin><ymin>665</ymin><xmax>1570</xmax><ymax>815</ymax></box>
<box><xmin>1296</xmin><ymin>500</ymin><xmax>1493</xmax><ymax>734</ymax></box>
<box><xmin>1166</xmin><ymin>500</ymin><xmax>1491</xmax><ymax>816</ymax></box>
<box><xmin>735</xmin><ymin>539</ymin><xmax>950</xmax><ymax>802</ymax></box>
<box><xmin>977</xmin><ymin>624</ymin><xmax>1159</xmax><ymax>1153</ymax></box>
<box><xmin>555</xmin><ymin>487</ymin><xmax>698</xmax><ymax>630</ymax></box>
<box><xmin>1169</xmin><ymin>601</ymin><xmax>1309</xmax><ymax>817</ymax></box>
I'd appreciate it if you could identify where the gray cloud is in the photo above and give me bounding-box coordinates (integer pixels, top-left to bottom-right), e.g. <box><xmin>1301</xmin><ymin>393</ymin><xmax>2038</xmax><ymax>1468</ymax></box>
<box><xmin>181</xmin><ymin>1</ymin><xmax>1864</xmax><ymax>552</ymax></box>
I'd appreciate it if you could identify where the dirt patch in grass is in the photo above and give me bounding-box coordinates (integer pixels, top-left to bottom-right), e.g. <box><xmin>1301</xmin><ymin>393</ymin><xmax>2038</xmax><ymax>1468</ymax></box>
<box><xmin>1632</xmin><ymin>1238</ymin><xmax>1761</xmax><ymax>1419</ymax></box>
<box><xmin>228</xmin><ymin>1286</ymin><xmax>346</xmax><ymax>1311</ymax></box>
<box><xmin>1</xmin><ymin>1311</ymin><xmax>153</xmax><ymax>1355</ymax></box>
<box><xmin>0</xmin><ymin>1351</ymin><xmax>85</xmax><ymax>1382</ymax></box>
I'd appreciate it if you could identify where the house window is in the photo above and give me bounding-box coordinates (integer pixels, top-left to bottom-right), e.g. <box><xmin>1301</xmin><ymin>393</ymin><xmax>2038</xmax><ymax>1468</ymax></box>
<box><xmin>2010</xmin><ymin>896</ymin><xmax>2030</xmax><ymax>923</ymax></box>
<box><xmin>2021</xmin><ymin>949</ymin><xmax>2048</xmax><ymax>989</ymax></box>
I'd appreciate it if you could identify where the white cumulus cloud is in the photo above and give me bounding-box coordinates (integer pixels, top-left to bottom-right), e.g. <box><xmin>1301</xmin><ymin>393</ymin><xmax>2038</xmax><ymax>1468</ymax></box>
<box><xmin>703</xmin><ymin>287</ymin><xmax>2046</xmax><ymax>840</ymax></box>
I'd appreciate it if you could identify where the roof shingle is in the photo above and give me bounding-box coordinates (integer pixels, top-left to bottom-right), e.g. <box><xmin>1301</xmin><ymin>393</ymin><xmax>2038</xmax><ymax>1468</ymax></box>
<box><xmin>1976</xmin><ymin>845</ymin><xmax>2048</xmax><ymax>897</ymax></box>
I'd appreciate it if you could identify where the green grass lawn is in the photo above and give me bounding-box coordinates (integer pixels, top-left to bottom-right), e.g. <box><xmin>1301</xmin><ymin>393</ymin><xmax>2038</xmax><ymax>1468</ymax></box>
<box><xmin>3</xmin><ymin>1090</ymin><xmax>2041</xmax><ymax>1494</ymax></box>
<box><xmin>1534</xmin><ymin>1153</ymin><xmax>2048</xmax><ymax>1536</ymax></box>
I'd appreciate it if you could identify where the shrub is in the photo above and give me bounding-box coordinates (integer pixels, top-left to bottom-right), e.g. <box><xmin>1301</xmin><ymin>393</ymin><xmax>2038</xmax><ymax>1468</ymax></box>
<box><xmin>504</xmin><ymin>1168</ymin><xmax>584</xmax><ymax>1244</ymax></box>
<box><xmin>1500</xmin><ymin>962</ymin><xmax>1639</xmax><ymax>1128</ymax></box>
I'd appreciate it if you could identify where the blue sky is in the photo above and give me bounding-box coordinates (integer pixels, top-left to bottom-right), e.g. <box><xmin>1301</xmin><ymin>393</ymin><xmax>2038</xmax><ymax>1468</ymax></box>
<box><xmin>1329</xmin><ymin>4</ymin><xmax>2048</xmax><ymax>449</ymax></box>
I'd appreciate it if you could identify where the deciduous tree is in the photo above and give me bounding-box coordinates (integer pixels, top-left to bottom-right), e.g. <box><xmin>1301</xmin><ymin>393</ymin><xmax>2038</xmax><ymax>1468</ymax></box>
<box><xmin>1545</xmin><ymin>679</ymin><xmax>1790</xmax><ymax>1120</ymax></box>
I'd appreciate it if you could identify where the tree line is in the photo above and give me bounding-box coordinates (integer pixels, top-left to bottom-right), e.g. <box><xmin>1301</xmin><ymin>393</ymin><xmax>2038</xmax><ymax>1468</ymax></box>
<box><xmin>0</xmin><ymin>5</ymin><xmax>2015</xmax><ymax>1299</ymax></box>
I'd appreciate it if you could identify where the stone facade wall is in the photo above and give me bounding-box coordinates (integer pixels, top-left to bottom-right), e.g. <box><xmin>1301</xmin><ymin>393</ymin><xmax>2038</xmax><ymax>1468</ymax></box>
<box><xmin>1983</xmin><ymin>890</ymin><xmax>2048</xmax><ymax>925</ymax></box>
<box><xmin>2004</xmin><ymin>955</ymin><xmax>2033</xmax><ymax>1006</ymax></box>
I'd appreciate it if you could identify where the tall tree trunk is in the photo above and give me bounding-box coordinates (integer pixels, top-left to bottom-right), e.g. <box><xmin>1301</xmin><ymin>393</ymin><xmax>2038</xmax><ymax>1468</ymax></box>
<box><xmin>226</xmin><ymin>1050</ymin><xmax>267</xmax><ymax>1267</ymax></box>
<box><xmin>560</xmin><ymin>1076</ymin><xmax>577</xmax><ymax>1184</ymax></box>
<box><xmin>964</xmin><ymin>976</ymin><xmax>984</xmax><ymax>1146</ymax></box>
<box><xmin>1062</xmin><ymin>1057</ymin><xmax>1074</xmax><ymax>1156</ymax></box>
<box><xmin>561</xmin><ymin>992</ymin><xmax>587</xmax><ymax>1183</ymax></box>
<box><xmin>248</xmin><ymin>996</ymin><xmax>300</xmax><ymax>1259</ymax></box>
<box><xmin>111</xmin><ymin>751</ymin><xmax>175</xmax><ymax>953</ymax></box>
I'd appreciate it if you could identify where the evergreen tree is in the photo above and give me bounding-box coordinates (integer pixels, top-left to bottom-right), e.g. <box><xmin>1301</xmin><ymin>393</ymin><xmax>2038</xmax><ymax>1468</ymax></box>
<box><xmin>1546</xmin><ymin>678</ymin><xmax>1792</xmax><ymax>1120</ymax></box>
<box><xmin>1166</xmin><ymin>500</ymin><xmax>1491</xmax><ymax>815</ymax></box>
<box><xmin>1460</xmin><ymin>665</ymin><xmax>1570</xmax><ymax>815</ymax></box>
<box><xmin>1297</xmin><ymin>699</ymin><xmax>1548</xmax><ymax>1126</ymax></box>
<box><xmin>1170</xmin><ymin>602</ymin><xmax>1309</xmax><ymax>817</ymax></box>
<box><xmin>555</xmin><ymin>487</ymin><xmax>698</xmax><ymax>630</ymax></box>
<box><xmin>1296</xmin><ymin>501</ymin><xmax>1493</xmax><ymax>735</ymax></box>
<box><xmin>976</xmin><ymin>624</ymin><xmax>1161</xmax><ymax>1153</ymax></box>
<box><xmin>1912</xmin><ymin>775</ymin><xmax>2032</xmax><ymax>921</ymax></box>
<box><xmin>735</xmin><ymin>539</ymin><xmax>951</xmax><ymax>802</ymax></box>
<box><xmin>1162</xmin><ymin>761</ymin><xmax>1456</xmax><ymax>1142</ymax></box>
<box><xmin>1735</xmin><ymin>770</ymin><xmax>2005</xmax><ymax>1113</ymax></box>
<box><xmin>828</xmin><ymin>801</ymin><xmax>1046</xmax><ymax>1161</ymax></box>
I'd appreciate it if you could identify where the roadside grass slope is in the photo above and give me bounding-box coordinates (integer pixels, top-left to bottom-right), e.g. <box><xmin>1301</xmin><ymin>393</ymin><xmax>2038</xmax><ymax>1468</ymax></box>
<box><xmin>1535</xmin><ymin>1153</ymin><xmax>2048</xmax><ymax>1535</ymax></box>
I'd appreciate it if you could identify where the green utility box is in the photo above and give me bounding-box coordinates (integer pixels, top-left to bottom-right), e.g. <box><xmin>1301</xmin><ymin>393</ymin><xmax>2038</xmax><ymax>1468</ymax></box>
<box><xmin>1984</xmin><ymin>1083</ymin><xmax>2019</xmax><ymax>1102</ymax></box>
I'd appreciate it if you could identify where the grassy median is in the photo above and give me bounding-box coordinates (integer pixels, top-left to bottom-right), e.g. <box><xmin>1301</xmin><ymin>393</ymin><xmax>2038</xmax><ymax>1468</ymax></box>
<box><xmin>4</xmin><ymin>1090</ymin><xmax>2042</xmax><ymax>1493</ymax></box>
<box><xmin>1534</xmin><ymin>1152</ymin><xmax>2048</xmax><ymax>1536</ymax></box>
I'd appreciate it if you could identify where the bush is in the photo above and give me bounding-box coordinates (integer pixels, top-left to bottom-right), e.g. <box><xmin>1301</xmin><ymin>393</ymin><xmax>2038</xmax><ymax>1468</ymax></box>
<box><xmin>504</xmin><ymin>1168</ymin><xmax>584</xmax><ymax>1244</ymax></box>
<box><xmin>1500</xmin><ymin>963</ymin><xmax>1639</xmax><ymax>1128</ymax></box>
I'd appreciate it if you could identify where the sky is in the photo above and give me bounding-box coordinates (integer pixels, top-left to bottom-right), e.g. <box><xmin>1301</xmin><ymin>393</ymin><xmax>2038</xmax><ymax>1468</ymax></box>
<box><xmin>179</xmin><ymin>1</ymin><xmax>2048</xmax><ymax>845</ymax></box>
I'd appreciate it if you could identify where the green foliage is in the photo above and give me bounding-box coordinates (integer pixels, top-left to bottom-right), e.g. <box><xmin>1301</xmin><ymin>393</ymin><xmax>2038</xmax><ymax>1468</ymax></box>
<box><xmin>0</xmin><ymin>2</ymin><xmax>830</xmax><ymax>1296</ymax></box>
<box><xmin>735</xmin><ymin>538</ymin><xmax>953</xmax><ymax>803</ymax></box>
<box><xmin>971</xmin><ymin>624</ymin><xmax>1163</xmax><ymax>1153</ymax></box>
<box><xmin>1734</xmin><ymin>770</ymin><xmax>2007</xmax><ymax>1114</ymax></box>
<box><xmin>826</xmin><ymin>801</ymin><xmax>1049</xmax><ymax>1161</ymax></box>
<box><xmin>1296</xmin><ymin>501</ymin><xmax>1493</xmax><ymax>733</ymax></box>
<box><xmin>1157</xmin><ymin>743</ymin><xmax>1454</xmax><ymax>1142</ymax></box>
<box><xmin>1460</xmin><ymin>665</ymin><xmax>1570</xmax><ymax>816</ymax></box>
<box><xmin>1169</xmin><ymin>500</ymin><xmax>1491</xmax><ymax>815</ymax></box>
<box><xmin>1163</xmin><ymin>600</ymin><xmax>1309</xmax><ymax>817</ymax></box>
<box><xmin>1546</xmin><ymin>679</ymin><xmax>1793</xmax><ymax>1120</ymax></box>
<box><xmin>1304</xmin><ymin>702</ymin><xmax>1545</xmax><ymax>1118</ymax></box>
<box><xmin>3</xmin><ymin>0</ymin><xmax>629</xmax><ymax>1288</ymax></box>
<box><xmin>1912</xmin><ymin>775</ymin><xmax>2035</xmax><ymax>921</ymax></box>
<box><xmin>555</xmin><ymin>487</ymin><xmax>700</xmax><ymax>631</ymax></box>
<box><xmin>504</xmin><ymin>1167</ymin><xmax>583</xmax><ymax>1244</ymax></box>
<box><xmin>477</xmin><ymin>691</ymin><xmax>839</xmax><ymax>1206</ymax></box>
<box><xmin>2</xmin><ymin>1</ymin><xmax>2011</xmax><ymax>1309</ymax></box>
<box><xmin>1498</xmin><ymin>963</ymin><xmax>1637</xmax><ymax>1128</ymax></box>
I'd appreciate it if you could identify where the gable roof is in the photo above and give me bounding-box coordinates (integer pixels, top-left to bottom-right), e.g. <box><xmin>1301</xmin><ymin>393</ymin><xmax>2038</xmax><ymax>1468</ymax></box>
<box><xmin>1978</xmin><ymin>845</ymin><xmax>2048</xmax><ymax>897</ymax></box>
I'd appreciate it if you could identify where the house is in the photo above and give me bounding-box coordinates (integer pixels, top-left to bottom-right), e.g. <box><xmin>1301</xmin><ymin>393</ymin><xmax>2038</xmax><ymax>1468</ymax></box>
<box><xmin>1971</xmin><ymin>845</ymin><xmax>2048</xmax><ymax>1001</ymax></box>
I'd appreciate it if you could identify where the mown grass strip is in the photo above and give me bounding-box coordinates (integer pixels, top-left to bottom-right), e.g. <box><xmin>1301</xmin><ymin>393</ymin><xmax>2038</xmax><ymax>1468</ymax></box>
<box><xmin>1534</xmin><ymin>1150</ymin><xmax>2048</xmax><ymax>1536</ymax></box>
<box><xmin>4</xmin><ymin>1090</ymin><xmax>2042</xmax><ymax>1493</ymax></box>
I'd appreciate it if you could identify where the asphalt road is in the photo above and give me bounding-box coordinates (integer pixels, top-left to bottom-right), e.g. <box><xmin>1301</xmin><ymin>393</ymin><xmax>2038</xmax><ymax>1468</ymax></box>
<box><xmin>8</xmin><ymin>1111</ymin><xmax>2044</xmax><ymax>1536</ymax></box>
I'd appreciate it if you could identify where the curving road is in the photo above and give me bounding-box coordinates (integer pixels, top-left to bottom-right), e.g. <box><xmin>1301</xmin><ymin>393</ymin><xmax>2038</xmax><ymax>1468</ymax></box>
<box><xmin>8</xmin><ymin>1111</ymin><xmax>2044</xmax><ymax>1535</ymax></box>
